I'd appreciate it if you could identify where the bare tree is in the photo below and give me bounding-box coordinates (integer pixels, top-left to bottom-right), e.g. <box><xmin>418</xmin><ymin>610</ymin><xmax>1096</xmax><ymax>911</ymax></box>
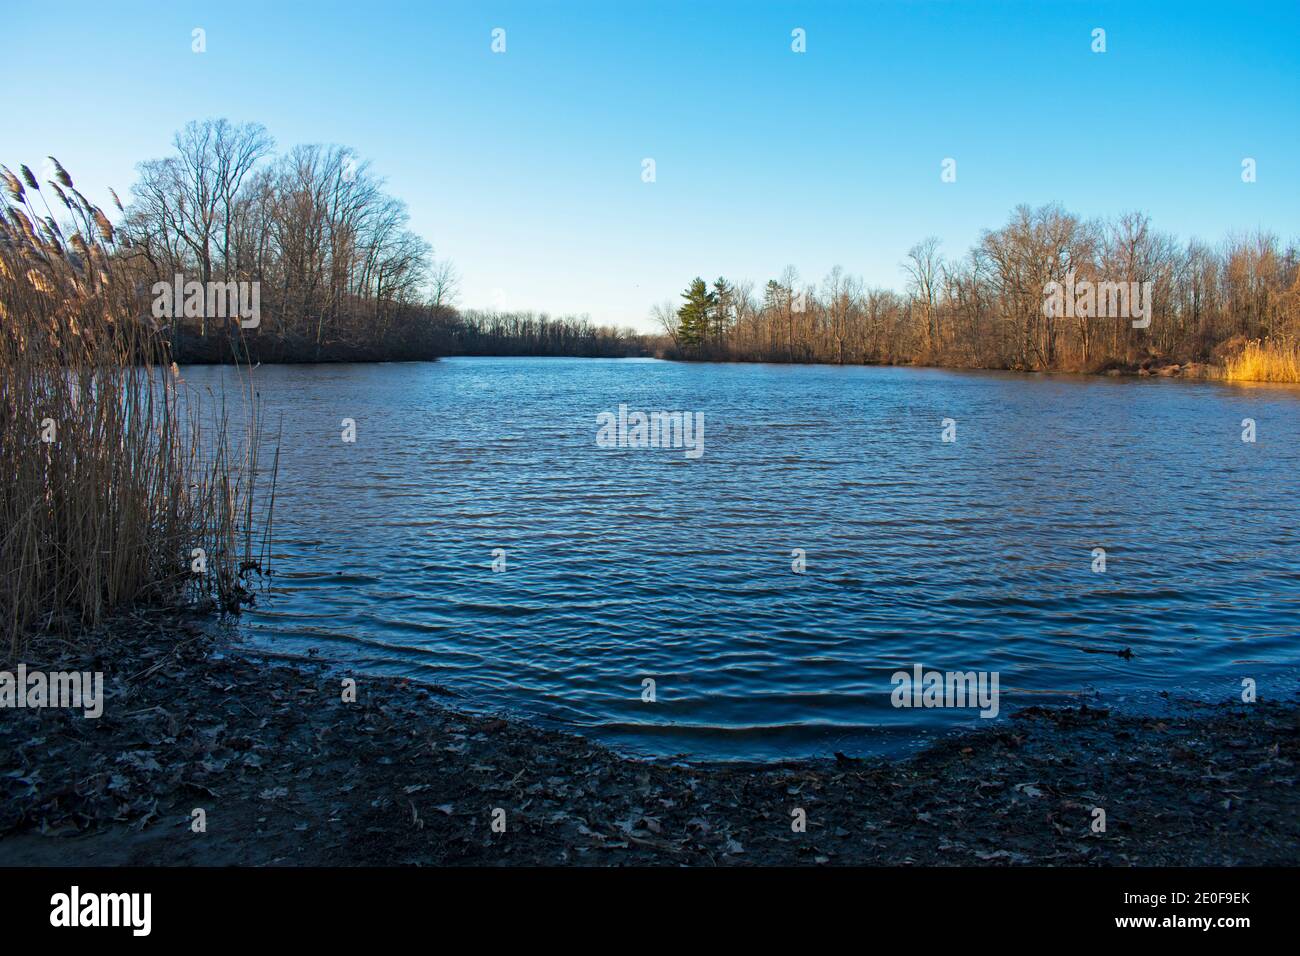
<box><xmin>430</xmin><ymin>258</ymin><xmax>460</xmax><ymax>309</ymax></box>
<box><xmin>903</xmin><ymin>237</ymin><xmax>943</xmax><ymax>354</ymax></box>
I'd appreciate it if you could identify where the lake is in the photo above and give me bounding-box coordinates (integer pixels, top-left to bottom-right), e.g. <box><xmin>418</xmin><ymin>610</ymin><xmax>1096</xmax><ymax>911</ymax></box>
<box><xmin>184</xmin><ymin>357</ymin><xmax>1300</xmax><ymax>760</ymax></box>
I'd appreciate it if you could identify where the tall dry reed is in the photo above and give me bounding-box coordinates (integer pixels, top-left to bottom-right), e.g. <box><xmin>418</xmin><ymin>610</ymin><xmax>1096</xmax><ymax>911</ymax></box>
<box><xmin>0</xmin><ymin>159</ymin><xmax>273</xmax><ymax>653</ymax></box>
<box><xmin>1223</xmin><ymin>339</ymin><xmax>1300</xmax><ymax>383</ymax></box>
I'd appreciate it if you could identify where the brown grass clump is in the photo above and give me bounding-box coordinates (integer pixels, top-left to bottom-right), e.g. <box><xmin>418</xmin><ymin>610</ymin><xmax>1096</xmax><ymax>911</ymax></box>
<box><xmin>1223</xmin><ymin>339</ymin><xmax>1300</xmax><ymax>383</ymax></box>
<box><xmin>0</xmin><ymin>159</ymin><xmax>273</xmax><ymax>653</ymax></box>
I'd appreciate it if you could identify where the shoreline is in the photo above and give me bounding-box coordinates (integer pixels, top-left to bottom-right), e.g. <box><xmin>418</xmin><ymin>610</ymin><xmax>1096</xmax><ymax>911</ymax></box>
<box><xmin>664</xmin><ymin>353</ymin><xmax>1231</xmax><ymax>382</ymax></box>
<box><xmin>184</xmin><ymin>350</ymin><xmax>1300</xmax><ymax>386</ymax></box>
<box><xmin>2</xmin><ymin>612</ymin><xmax>1297</xmax><ymax>867</ymax></box>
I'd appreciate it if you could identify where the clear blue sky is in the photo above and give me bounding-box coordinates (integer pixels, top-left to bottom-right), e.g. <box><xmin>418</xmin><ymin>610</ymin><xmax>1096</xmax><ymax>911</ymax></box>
<box><xmin>7</xmin><ymin>1</ymin><xmax>1298</xmax><ymax>330</ymax></box>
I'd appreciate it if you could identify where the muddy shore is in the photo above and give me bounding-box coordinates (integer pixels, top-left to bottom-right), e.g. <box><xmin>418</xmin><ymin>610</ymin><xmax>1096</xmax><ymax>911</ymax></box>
<box><xmin>2</xmin><ymin>611</ymin><xmax>1296</xmax><ymax>866</ymax></box>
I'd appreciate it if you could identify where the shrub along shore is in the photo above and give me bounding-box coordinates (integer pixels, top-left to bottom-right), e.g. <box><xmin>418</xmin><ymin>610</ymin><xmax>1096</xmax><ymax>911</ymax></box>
<box><xmin>1</xmin><ymin>612</ymin><xmax>1296</xmax><ymax>867</ymax></box>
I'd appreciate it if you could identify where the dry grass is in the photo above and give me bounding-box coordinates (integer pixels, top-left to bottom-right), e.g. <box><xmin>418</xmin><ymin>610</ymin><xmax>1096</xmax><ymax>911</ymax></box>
<box><xmin>1224</xmin><ymin>339</ymin><xmax>1300</xmax><ymax>383</ymax></box>
<box><xmin>0</xmin><ymin>160</ymin><xmax>273</xmax><ymax>653</ymax></box>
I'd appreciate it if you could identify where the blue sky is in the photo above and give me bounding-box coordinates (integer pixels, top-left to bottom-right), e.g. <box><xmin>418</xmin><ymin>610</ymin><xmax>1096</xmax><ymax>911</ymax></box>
<box><xmin>8</xmin><ymin>1</ymin><xmax>1298</xmax><ymax>330</ymax></box>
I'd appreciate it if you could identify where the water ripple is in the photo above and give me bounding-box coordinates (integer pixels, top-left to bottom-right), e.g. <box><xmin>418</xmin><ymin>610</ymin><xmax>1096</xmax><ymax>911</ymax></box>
<box><xmin>185</xmin><ymin>358</ymin><xmax>1300</xmax><ymax>760</ymax></box>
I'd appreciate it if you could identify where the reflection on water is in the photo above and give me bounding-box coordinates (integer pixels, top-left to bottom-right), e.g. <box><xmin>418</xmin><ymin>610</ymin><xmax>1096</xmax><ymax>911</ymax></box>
<box><xmin>183</xmin><ymin>357</ymin><xmax>1300</xmax><ymax>760</ymax></box>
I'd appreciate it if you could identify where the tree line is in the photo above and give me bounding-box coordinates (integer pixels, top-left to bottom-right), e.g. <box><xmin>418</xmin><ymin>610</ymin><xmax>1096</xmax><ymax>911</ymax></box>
<box><xmin>123</xmin><ymin>118</ymin><xmax>453</xmax><ymax>362</ymax></box>
<box><xmin>89</xmin><ymin>118</ymin><xmax>649</xmax><ymax>363</ymax></box>
<box><xmin>24</xmin><ymin>124</ymin><xmax>1296</xmax><ymax>372</ymax></box>
<box><xmin>659</xmin><ymin>204</ymin><xmax>1300</xmax><ymax>375</ymax></box>
<box><xmin>442</xmin><ymin>310</ymin><xmax>647</xmax><ymax>357</ymax></box>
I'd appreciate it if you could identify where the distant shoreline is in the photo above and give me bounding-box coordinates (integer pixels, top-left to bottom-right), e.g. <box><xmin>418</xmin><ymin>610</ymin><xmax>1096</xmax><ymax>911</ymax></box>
<box><xmin>664</xmin><ymin>353</ymin><xmax>1229</xmax><ymax>382</ymax></box>
<box><xmin>178</xmin><ymin>348</ymin><xmax>1249</xmax><ymax>385</ymax></box>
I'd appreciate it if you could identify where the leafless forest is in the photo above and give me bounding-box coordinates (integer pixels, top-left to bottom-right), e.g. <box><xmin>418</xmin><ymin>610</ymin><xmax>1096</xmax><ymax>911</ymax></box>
<box><xmin>657</xmin><ymin>208</ymin><xmax>1300</xmax><ymax>377</ymax></box>
<box><xmin>119</xmin><ymin>119</ymin><xmax>448</xmax><ymax>361</ymax></box>
<box><xmin>9</xmin><ymin>117</ymin><xmax>1298</xmax><ymax>375</ymax></box>
<box><xmin>87</xmin><ymin>118</ymin><xmax>639</xmax><ymax>362</ymax></box>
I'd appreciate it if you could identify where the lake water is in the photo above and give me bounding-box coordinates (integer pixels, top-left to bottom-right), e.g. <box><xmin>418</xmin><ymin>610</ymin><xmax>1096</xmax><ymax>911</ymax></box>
<box><xmin>185</xmin><ymin>357</ymin><xmax>1300</xmax><ymax>760</ymax></box>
